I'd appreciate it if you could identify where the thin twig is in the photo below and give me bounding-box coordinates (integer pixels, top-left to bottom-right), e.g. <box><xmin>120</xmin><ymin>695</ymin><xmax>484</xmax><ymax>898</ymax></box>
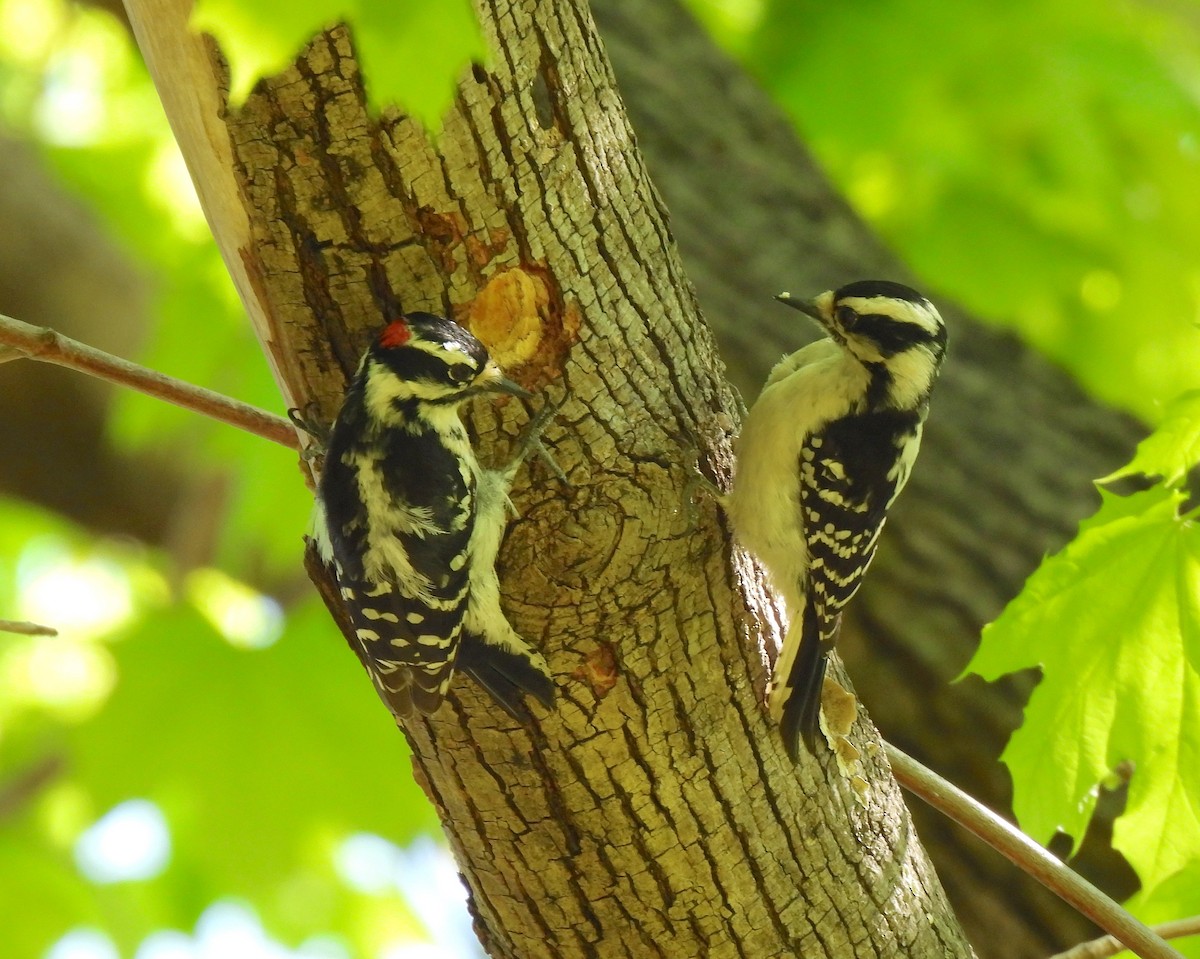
<box><xmin>0</xmin><ymin>754</ymin><xmax>65</xmax><ymax>821</ymax></box>
<box><xmin>0</xmin><ymin>313</ymin><xmax>300</xmax><ymax>450</ymax></box>
<box><xmin>885</xmin><ymin>743</ymin><xmax>1184</xmax><ymax>959</ymax></box>
<box><xmin>1049</xmin><ymin>917</ymin><xmax>1200</xmax><ymax>959</ymax></box>
<box><xmin>0</xmin><ymin>619</ymin><xmax>59</xmax><ymax>636</ymax></box>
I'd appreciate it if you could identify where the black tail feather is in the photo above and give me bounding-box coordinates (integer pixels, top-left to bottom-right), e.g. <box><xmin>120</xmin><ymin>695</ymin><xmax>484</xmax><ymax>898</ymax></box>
<box><xmin>406</xmin><ymin>665</ymin><xmax>453</xmax><ymax>717</ymax></box>
<box><xmin>456</xmin><ymin>635</ymin><xmax>555</xmax><ymax>723</ymax></box>
<box><xmin>779</xmin><ymin>600</ymin><xmax>828</xmax><ymax>760</ymax></box>
<box><xmin>406</xmin><ymin>682</ymin><xmax>443</xmax><ymax>717</ymax></box>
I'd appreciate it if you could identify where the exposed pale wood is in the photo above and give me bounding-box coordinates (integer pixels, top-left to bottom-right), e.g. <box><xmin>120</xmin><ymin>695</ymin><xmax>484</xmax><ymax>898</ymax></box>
<box><xmin>123</xmin><ymin>0</ymin><xmax>297</xmax><ymax>406</ymax></box>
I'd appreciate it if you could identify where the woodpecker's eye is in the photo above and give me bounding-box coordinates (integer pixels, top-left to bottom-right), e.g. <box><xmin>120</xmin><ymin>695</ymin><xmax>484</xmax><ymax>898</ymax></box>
<box><xmin>447</xmin><ymin>364</ymin><xmax>475</xmax><ymax>384</ymax></box>
<box><xmin>835</xmin><ymin>304</ymin><xmax>858</xmax><ymax>329</ymax></box>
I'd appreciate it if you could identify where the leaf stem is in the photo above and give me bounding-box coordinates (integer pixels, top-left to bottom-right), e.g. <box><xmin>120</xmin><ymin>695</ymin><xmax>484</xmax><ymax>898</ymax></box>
<box><xmin>885</xmin><ymin>742</ymin><xmax>1184</xmax><ymax>959</ymax></box>
<box><xmin>0</xmin><ymin>312</ymin><xmax>300</xmax><ymax>451</ymax></box>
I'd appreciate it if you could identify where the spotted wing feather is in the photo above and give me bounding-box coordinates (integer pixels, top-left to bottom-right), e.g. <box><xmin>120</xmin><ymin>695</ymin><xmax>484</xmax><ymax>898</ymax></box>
<box><xmin>318</xmin><ymin>393</ymin><xmax>475</xmax><ymax>718</ymax></box>
<box><xmin>779</xmin><ymin>409</ymin><xmax>922</xmax><ymax>753</ymax></box>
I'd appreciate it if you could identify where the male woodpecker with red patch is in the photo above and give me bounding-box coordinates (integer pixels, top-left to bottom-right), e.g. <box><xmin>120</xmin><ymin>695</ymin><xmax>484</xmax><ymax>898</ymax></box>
<box><xmin>310</xmin><ymin>312</ymin><xmax>555</xmax><ymax>722</ymax></box>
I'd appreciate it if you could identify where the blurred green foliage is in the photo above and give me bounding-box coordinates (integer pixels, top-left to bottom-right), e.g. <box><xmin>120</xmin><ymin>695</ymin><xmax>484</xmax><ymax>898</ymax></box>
<box><xmin>3</xmin><ymin>0</ymin><xmax>1200</xmax><ymax>956</ymax></box>
<box><xmin>690</xmin><ymin>0</ymin><xmax>1200</xmax><ymax>422</ymax></box>
<box><xmin>0</xmin><ymin>502</ymin><xmax>439</xmax><ymax>958</ymax></box>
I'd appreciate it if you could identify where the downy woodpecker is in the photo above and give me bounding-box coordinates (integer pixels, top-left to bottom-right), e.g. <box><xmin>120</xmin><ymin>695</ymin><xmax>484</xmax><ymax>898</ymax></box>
<box><xmin>310</xmin><ymin>312</ymin><xmax>555</xmax><ymax>723</ymax></box>
<box><xmin>726</xmin><ymin>281</ymin><xmax>946</xmax><ymax>757</ymax></box>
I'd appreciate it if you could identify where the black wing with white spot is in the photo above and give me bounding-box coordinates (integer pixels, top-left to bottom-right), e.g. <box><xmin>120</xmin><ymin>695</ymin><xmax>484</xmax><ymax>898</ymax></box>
<box><xmin>319</xmin><ymin>407</ymin><xmax>475</xmax><ymax>718</ymax></box>
<box><xmin>802</xmin><ymin>410</ymin><xmax>917</xmax><ymax>621</ymax></box>
<box><xmin>779</xmin><ymin>409</ymin><xmax>922</xmax><ymax>753</ymax></box>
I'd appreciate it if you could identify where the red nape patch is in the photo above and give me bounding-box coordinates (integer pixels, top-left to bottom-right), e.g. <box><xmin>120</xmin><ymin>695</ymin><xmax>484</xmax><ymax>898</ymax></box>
<box><xmin>378</xmin><ymin>319</ymin><xmax>411</xmax><ymax>349</ymax></box>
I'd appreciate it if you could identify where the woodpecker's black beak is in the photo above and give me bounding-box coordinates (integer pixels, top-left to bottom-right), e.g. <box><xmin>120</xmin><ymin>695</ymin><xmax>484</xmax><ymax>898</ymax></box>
<box><xmin>473</xmin><ymin>360</ymin><xmax>533</xmax><ymax>399</ymax></box>
<box><xmin>776</xmin><ymin>290</ymin><xmax>846</xmax><ymax>345</ymax></box>
<box><xmin>775</xmin><ymin>292</ymin><xmax>823</xmax><ymax>321</ymax></box>
<box><xmin>488</xmin><ymin>376</ymin><xmax>532</xmax><ymax>399</ymax></box>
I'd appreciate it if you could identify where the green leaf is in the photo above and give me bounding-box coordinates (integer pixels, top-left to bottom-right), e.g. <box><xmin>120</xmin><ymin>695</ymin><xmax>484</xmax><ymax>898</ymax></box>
<box><xmin>1127</xmin><ymin>860</ymin><xmax>1200</xmax><ymax>957</ymax></box>
<box><xmin>1102</xmin><ymin>390</ymin><xmax>1200</xmax><ymax>488</ymax></box>
<box><xmin>190</xmin><ymin>0</ymin><xmax>352</xmax><ymax>104</ymax></box>
<box><xmin>964</xmin><ymin>485</ymin><xmax>1200</xmax><ymax>896</ymax></box>
<box><xmin>354</xmin><ymin>0</ymin><xmax>485</xmax><ymax>123</ymax></box>
<box><xmin>191</xmin><ymin>0</ymin><xmax>486</xmax><ymax>128</ymax></box>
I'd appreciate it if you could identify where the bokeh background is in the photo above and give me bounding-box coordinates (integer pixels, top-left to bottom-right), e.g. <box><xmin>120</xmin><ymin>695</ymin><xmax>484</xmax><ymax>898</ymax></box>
<box><xmin>2</xmin><ymin>0</ymin><xmax>1199</xmax><ymax>956</ymax></box>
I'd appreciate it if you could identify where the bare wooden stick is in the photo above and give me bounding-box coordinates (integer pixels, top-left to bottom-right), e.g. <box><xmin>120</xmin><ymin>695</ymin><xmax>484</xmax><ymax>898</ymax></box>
<box><xmin>0</xmin><ymin>313</ymin><xmax>299</xmax><ymax>450</ymax></box>
<box><xmin>1049</xmin><ymin>917</ymin><xmax>1200</xmax><ymax>959</ymax></box>
<box><xmin>0</xmin><ymin>754</ymin><xmax>64</xmax><ymax>821</ymax></box>
<box><xmin>0</xmin><ymin>620</ymin><xmax>58</xmax><ymax>636</ymax></box>
<box><xmin>886</xmin><ymin>742</ymin><xmax>1183</xmax><ymax>959</ymax></box>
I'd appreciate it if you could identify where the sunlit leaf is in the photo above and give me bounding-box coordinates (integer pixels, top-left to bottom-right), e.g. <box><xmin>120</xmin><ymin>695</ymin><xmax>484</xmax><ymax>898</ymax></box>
<box><xmin>1102</xmin><ymin>391</ymin><xmax>1200</xmax><ymax>488</ymax></box>
<box><xmin>191</xmin><ymin>0</ymin><xmax>485</xmax><ymax>127</ymax></box>
<box><xmin>965</xmin><ymin>485</ymin><xmax>1200</xmax><ymax>897</ymax></box>
<box><xmin>1126</xmin><ymin>860</ymin><xmax>1200</xmax><ymax>958</ymax></box>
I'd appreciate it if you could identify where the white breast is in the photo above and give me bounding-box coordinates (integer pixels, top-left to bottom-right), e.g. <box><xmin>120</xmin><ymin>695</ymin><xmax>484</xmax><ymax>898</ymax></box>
<box><xmin>725</xmin><ymin>339</ymin><xmax>867</xmax><ymax>618</ymax></box>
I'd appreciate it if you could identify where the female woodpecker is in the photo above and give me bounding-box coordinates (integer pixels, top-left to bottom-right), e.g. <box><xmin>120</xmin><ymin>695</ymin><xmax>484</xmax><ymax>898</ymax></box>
<box><xmin>726</xmin><ymin>281</ymin><xmax>946</xmax><ymax>757</ymax></box>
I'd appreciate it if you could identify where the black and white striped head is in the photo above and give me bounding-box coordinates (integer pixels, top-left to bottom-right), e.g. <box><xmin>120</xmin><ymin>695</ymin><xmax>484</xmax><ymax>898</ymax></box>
<box><xmin>778</xmin><ymin>280</ymin><xmax>947</xmax><ymax>368</ymax></box>
<box><xmin>362</xmin><ymin>311</ymin><xmax>527</xmax><ymax>411</ymax></box>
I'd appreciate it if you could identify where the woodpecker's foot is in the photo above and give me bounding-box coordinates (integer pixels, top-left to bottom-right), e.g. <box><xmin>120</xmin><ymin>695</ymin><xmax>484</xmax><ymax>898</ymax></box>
<box><xmin>682</xmin><ymin>445</ymin><xmax>728</xmax><ymax>526</ymax></box>
<box><xmin>509</xmin><ymin>393</ymin><xmax>569</xmax><ymax>485</ymax></box>
<box><xmin>289</xmin><ymin>405</ymin><xmax>330</xmax><ymax>460</ymax></box>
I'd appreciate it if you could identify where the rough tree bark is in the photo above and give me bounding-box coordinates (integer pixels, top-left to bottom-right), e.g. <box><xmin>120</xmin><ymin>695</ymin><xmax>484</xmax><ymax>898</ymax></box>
<box><xmin>125</xmin><ymin>0</ymin><xmax>978</xmax><ymax>956</ymax></box>
<box><xmin>588</xmin><ymin>2</ymin><xmax>1143</xmax><ymax>954</ymax></box>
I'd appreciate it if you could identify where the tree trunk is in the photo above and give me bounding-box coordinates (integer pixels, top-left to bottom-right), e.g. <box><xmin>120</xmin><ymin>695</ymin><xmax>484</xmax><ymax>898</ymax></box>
<box><xmin>590</xmin><ymin>1</ymin><xmax>1143</xmax><ymax>954</ymax></box>
<box><xmin>126</xmin><ymin>0</ymin><xmax>977</xmax><ymax>956</ymax></box>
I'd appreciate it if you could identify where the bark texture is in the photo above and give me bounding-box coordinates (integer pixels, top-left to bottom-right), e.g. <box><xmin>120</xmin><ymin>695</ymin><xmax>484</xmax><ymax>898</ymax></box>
<box><xmin>591</xmin><ymin>0</ymin><xmax>1143</xmax><ymax>954</ymax></box>
<box><xmin>126</xmin><ymin>0</ymin><xmax>976</xmax><ymax>956</ymax></box>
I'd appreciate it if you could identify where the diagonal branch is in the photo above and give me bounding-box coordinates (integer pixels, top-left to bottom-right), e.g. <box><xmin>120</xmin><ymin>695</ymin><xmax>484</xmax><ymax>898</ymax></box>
<box><xmin>0</xmin><ymin>312</ymin><xmax>299</xmax><ymax>450</ymax></box>
<box><xmin>0</xmin><ymin>619</ymin><xmax>58</xmax><ymax>636</ymax></box>
<box><xmin>888</xmin><ymin>744</ymin><xmax>1183</xmax><ymax>959</ymax></box>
